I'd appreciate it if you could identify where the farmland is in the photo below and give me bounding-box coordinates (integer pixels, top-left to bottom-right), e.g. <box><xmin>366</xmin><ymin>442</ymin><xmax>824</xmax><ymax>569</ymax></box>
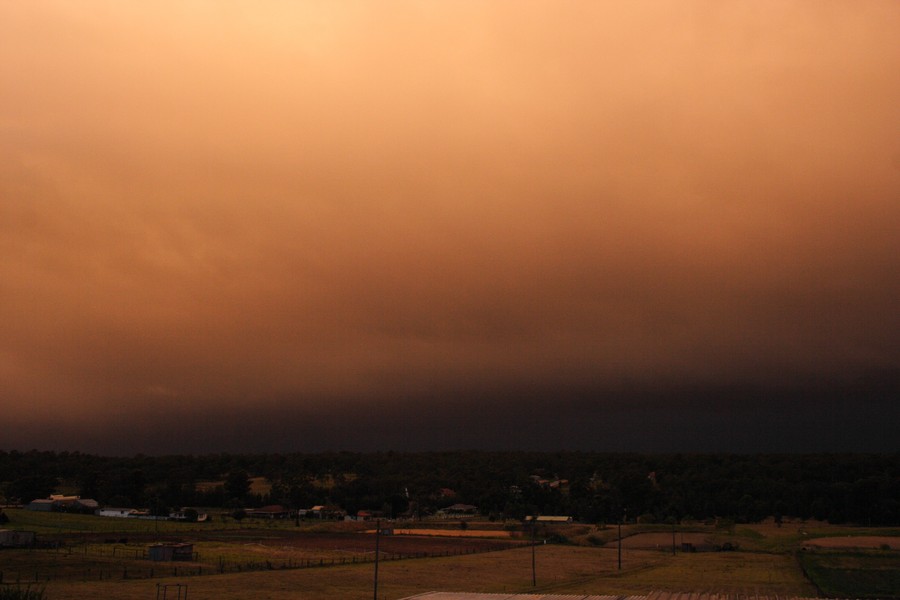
<box><xmin>2</xmin><ymin>511</ymin><xmax>898</xmax><ymax>599</ymax></box>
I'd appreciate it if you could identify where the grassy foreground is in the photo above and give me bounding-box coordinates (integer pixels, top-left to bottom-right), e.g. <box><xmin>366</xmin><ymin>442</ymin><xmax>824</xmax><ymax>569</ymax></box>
<box><xmin>37</xmin><ymin>545</ymin><xmax>819</xmax><ymax>600</ymax></box>
<box><xmin>6</xmin><ymin>513</ymin><xmax>898</xmax><ymax>599</ymax></box>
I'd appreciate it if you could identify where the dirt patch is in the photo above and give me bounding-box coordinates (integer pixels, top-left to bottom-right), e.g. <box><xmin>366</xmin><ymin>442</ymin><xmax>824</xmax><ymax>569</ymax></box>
<box><xmin>605</xmin><ymin>532</ymin><xmax>712</xmax><ymax>549</ymax></box>
<box><xmin>194</xmin><ymin>528</ymin><xmax>521</xmax><ymax>555</ymax></box>
<box><xmin>804</xmin><ymin>536</ymin><xmax>897</xmax><ymax>549</ymax></box>
<box><xmin>385</xmin><ymin>528</ymin><xmax>515</xmax><ymax>538</ymax></box>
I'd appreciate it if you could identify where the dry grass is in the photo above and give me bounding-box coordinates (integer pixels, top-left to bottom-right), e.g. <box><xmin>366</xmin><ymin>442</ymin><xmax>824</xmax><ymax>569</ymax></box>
<box><xmin>15</xmin><ymin>520</ymin><xmax>897</xmax><ymax>599</ymax></box>
<box><xmin>39</xmin><ymin>544</ymin><xmax>820</xmax><ymax>600</ymax></box>
<box><xmin>389</xmin><ymin>529</ymin><xmax>515</xmax><ymax>539</ymax></box>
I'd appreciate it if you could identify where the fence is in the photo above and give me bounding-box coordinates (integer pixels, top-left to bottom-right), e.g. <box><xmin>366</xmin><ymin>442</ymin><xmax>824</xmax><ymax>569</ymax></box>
<box><xmin>0</xmin><ymin>542</ymin><xmax>522</xmax><ymax>584</ymax></box>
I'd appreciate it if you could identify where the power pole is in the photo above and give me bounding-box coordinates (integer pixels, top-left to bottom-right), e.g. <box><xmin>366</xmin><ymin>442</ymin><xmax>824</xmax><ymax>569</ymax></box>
<box><xmin>618</xmin><ymin>507</ymin><xmax>626</xmax><ymax>570</ymax></box>
<box><xmin>672</xmin><ymin>520</ymin><xmax>676</xmax><ymax>556</ymax></box>
<box><xmin>617</xmin><ymin>518</ymin><xmax>621</xmax><ymax>570</ymax></box>
<box><xmin>531</xmin><ymin>519</ymin><xmax>536</xmax><ymax>587</ymax></box>
<box><xmin>373</xmin><ymin>519</ymin><xmax>380</xmax><ymax>600</ymax></box>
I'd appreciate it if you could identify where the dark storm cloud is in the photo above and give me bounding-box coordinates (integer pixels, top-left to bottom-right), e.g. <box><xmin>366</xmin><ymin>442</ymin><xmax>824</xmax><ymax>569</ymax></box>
<box><xmin>1</xmin><ymin>1</ymin><xmax>898</xmax><ymax>453</ymax></box>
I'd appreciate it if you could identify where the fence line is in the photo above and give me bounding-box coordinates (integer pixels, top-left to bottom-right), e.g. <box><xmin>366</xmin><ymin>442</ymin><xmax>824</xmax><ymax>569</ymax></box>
<box><xmin>3</xmin><ymin>542</ymin><xmax>524</xmax><ymax>583</ymax></box>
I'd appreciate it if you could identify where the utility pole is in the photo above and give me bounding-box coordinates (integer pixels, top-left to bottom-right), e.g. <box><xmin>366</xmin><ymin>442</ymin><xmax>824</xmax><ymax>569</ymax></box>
<box><xmin>373</xmin><ymin>519</ymin><xmax>380</xmax><ymax>600</ymax></box>
<box><xmin>672</xmin><ymin>519</ymin><xmax>677</xmax><ymax>556</ymax></box>
<box><xmin>531</xmin><ymin>518</ymin><xmax>536</xmax><ymax>587</ymax></box>
<box><xmin>618</xmin><ymin>507</ymin><xmax>626</xmax><ymax>570</ymax></box>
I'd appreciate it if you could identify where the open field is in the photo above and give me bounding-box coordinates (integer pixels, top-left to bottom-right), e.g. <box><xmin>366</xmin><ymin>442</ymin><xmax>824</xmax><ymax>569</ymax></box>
<box><xmin>20</xmin><ymin>545</ymin><xmax>824</xmax><ymax>600</ymax></box>
<box><xmin>389</xmin><ymin>529</ymin><xmax>516</xmax><ymax>539</ymax></box>
<box><xmin>0</xmin><ymin>527</ymin><xmax>520</xmax><ymax>584</ymax></box>
<box><xmin>804</xmin><ymin>536</ymin><xmax>897</xmax><ymax>549</ymax></box>
<box><xmin>3</xmin><ymin>512</ymin><xmax>899</xmax><ymax>599</ymax></box>
<box><xmin>798</xmin><ymin>550</ymin><xmax>900</xmax><ymax>598</ymax></box>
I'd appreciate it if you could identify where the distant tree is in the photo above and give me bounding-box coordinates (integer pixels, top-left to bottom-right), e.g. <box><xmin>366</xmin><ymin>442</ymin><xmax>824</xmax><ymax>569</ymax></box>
<box><xmin>225</xmin><ymin>470</ymin><xmax>251</xmax><ymax>503</ymax></box>
<box><xmin>231</xmin><ymin>508</ymin><xmax>246</xmax><ymax>527</ymax></box>
<box><xmin>128</xmin><ymin>469</ymin><xmax>147</xmax><ymax>506</ymax></box>
<box><xmin>149</xmin><ymin>498</ymin><xmax>169</xmax><ymax>517</ymax></box>
<box><xmin>107</xmin><ymin>495</ymin><xmax>131</xmax><ymax>509</ymax></box>
<box><xmin>6</xmin><ymin>475</ymin><xmax>58</xmax><ymax>503</ymax></box>
<box><xmin>77</xmin><ymin>470</ymin><xmax>100</xmax><ymax>500</ymax></box>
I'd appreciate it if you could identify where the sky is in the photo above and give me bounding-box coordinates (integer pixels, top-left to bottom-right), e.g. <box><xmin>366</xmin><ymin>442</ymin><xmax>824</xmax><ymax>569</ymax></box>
<box><xmin>1</xmin><ymin>1</ymin><xmax>898</xmax><ymax>455</ymax></box>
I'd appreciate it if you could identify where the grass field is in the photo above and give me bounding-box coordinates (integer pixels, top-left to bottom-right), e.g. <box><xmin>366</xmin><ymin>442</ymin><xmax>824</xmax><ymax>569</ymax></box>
<box><xmin>24</xmin><ymin>545</ymin><xmax>822</xmax><ymax>600</ymax></box>
<box><xmin>798</xmin><ymin>549</ymin><xmax>900</xmax><ymax>599</ymax></box>
<box><xmin>3</xmin><ymin>511</ymin><xmax>899</xmax><ymax>599</ymax></box>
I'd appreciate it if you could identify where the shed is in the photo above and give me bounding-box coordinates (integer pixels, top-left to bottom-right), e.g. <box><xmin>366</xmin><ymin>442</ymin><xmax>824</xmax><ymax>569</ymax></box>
<box><xmin>27</xmin><ymin>499</ymin><xmax>54</xmax><ymax>512</ymax></box>
<box><xmin>97</xmin><ymin>508</ymin><xmax>136</xmax><ymax>518</ymax></box>
<box><xmin>148</xmin><ymin>543</ymin><xmax>194</xmax><ymax>562</ymax></box>
<box><xmin>523</xmin><ymin>515</ymin><xmax>573</xmax><ymax>524</ymax></box>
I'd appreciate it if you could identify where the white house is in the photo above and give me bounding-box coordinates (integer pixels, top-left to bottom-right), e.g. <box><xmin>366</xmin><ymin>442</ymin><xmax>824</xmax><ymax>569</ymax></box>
<box><xmin>96</xmin><ymin>507</ymin><xmax>137</xmax><ymax>518</ymax></box>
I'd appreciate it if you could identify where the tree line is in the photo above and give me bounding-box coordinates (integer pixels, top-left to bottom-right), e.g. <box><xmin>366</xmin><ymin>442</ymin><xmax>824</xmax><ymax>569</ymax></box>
<box><xmin>0</xmin><ymin>450</ymin><xmax>898</xmax><ymax>525</ymax></box>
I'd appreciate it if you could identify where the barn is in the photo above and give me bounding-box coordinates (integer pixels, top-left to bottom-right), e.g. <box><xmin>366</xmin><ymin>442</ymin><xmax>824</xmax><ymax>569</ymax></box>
<box><xmin>26</xmin><ymin>499</ymin><xmax>54</xmax><ymax>511</ymax></box>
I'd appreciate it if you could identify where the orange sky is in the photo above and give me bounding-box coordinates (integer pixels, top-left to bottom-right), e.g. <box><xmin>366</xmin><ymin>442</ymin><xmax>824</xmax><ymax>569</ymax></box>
<box><xmin>1</xmin><ymin>1</ymin><xmax>898</xmax><ymax>453</ymax></box>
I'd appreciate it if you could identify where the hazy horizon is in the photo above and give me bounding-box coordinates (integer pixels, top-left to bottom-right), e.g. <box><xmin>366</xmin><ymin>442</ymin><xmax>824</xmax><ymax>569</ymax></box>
<box><xmin>2</xmin><ymin>2</ymin><xmax>898</xmax><ymax>455</ymax></box>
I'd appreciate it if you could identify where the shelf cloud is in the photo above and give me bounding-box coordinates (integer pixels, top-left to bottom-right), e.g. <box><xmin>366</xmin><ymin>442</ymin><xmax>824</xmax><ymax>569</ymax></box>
<box><xmin>2</xmin><ymin>1</ymin><xmax>898</xmax><ymax>454</ymax></box>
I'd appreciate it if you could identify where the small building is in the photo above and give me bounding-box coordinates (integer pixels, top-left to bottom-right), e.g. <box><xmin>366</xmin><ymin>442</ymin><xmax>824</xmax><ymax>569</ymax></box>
<box><xmin>523</xmin><ymin>515</ymin><xmax>573</xmax><ymax>524</ymax></box>
<box><xmin>55</xmin><ymin>497</ymin><xmax>99</xmax><ymax>513</ymax></box>
<box><xmin>169</xmin><ymin>508</ymin><xmax>209</xmax><ymax>522</ymax></box>
<box><xmin>26</xmin><ymin>499</ymin><xmax>54</xmax><ymax>511</ymax></box>
<box><xmin>0</xmin><ymin>529</ymin><xmax>36</xmax><ymax>548</ymax></box>
<box><xmin>28</xmin><ymin>496</ymin><xmax>98</xmax><ymax>513</ymax></box>
<box><xmin>148</xmin><ymin>543</ymin><xmax>194</xmax><ymax>562</ymax></box>
<box><xmin>97</xmin><ymin>507</ymin><xmax>137</xmax><ymax>518</ymax></box>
